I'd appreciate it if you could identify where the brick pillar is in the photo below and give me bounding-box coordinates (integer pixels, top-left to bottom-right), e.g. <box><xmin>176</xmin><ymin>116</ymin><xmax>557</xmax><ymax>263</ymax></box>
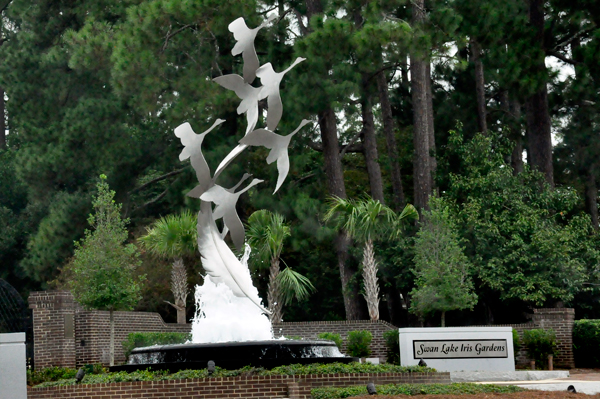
<box><xmin>28</xmin><ymin>291</ymin><xmax>78</xmax><ymax>370</ymax></box>
<box><xmin>533</xmin><ymin>308</ymin><xmax>575</xmax><ymax>368</ymax></box>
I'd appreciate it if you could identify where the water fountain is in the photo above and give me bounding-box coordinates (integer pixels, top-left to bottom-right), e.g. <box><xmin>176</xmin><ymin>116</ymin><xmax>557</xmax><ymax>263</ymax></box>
<box><xmin>112</xmin><ymin>15</ymin><xmax>356</xmax><ymax>372</ymax></box>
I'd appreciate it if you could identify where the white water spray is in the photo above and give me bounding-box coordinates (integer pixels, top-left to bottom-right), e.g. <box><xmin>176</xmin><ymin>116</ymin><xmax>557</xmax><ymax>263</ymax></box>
<box><xmin>190</xmin><ymin>244</ymin><xmax>273</xmax><ymax>343</ymax></box>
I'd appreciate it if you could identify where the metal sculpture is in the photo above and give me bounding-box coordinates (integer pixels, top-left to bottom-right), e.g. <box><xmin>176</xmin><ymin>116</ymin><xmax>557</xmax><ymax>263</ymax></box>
<box><xmin>174</xmin><ymin>16</ymin><xmax>310</xmax><ymax>313</ymax></box>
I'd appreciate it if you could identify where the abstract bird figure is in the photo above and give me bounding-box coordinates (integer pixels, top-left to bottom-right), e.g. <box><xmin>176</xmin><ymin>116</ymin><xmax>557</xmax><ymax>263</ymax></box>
<box><xmin>256</xmin><ymin>57</ymin><xmax>306</xmax><ymax>131</ymax></box>
<box><xmin>200</xmin><ymin>177</ymin><xmax>263</xmax><ymax>251</ymax></box>
<box><xmin>229</xmin><ymin>15</ymin><xmax>276</xmax><ymax>83</ymax></box>
<box><xmin>240</xmin><ymin>120</ymin><xmax>311</xmax><ymax>193</ymax></box>
<box><xmin>213</xmin><ymin>74</ymin><xmax>262</xmax><ymax>135</ymax></box>
<box><xmin>175</xmin><ymin>119</ymin><xmax>225</xmax><ymax>198</ymax></box>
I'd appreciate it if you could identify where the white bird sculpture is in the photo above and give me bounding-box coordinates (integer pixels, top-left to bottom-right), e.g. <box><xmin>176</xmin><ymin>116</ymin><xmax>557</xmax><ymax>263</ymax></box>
<box><xmin>229</xmin><ymin>15</ymin><xmax>277</xmax><ymax>83</ymax></box>
<box><xmin>240</xmin><ymin>120</ymin><xmax>311</xmax><ymax>193</ymax></box>
<box><xmin>200</xmin><ymin>177</ymin><xmax>263</xmax><ymax>251</ymax></box>
<box><xmin>256</xmin><ymin>57</ymin><xmax>306</xmax><ymax>131</ymax></box>
<box><xmin>213</xmin><ymin>75</ymin><xmax>262</xmax><ymax>135</ymax></box>
<box><xmin>175</xmin><ymin>119</ymin><xmax>225</xmax><ymax>198</ymax></box>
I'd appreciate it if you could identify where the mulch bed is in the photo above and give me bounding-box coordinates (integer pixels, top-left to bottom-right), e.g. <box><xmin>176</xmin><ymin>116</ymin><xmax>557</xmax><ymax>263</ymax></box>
<box><xmin>352</xmin><ymin>393</ymin><xmax>599</xmax><ymax>398</ymax></box>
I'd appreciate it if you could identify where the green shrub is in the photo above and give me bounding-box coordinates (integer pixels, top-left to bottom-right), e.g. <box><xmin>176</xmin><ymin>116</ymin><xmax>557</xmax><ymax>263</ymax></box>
<box><xmin>32</xmin><ymin>363</ymin><xmax>435</xmax><ymax>387</ymax></box>
<box><xmin>512</xmin><ymin>329</ymin><xmax>521</xmax><ymax>357</ymax></box>
<box><xmin>317</xmin><ymin>332</ymin><xmax>342</xmax><ymax>349</ymax></box>
<box><xmin>28</xmin><ymin>364</ymin><xmax>106</xmax><ymax>386</ymax></box>
<box><xmin>522</xmin><ymin>329</ymin><xmax>558</xmax><ymax>369</ymax></box>
<box><xmin>122</xmin><ymin>332</ymin><xmax>191</xmax><ymax>359</ymax></box>
<box><xmin>383</xmin><ymin>329</ymin><xmax>400</xmax><ymax>365</ymax></box>
<box><xmin>347</xmin><ymin>330</ymin><xmax>372</xmax><ymax>358</ymax></box>
<box><xmin>311</xmin><ymin>383</ymin><xmax>525</xmax><ymax>399</ymax></box>
<box><xmin>573</xmin><ymin>319</ymin><xmax>600</xmax><ymax>367</ymax></box>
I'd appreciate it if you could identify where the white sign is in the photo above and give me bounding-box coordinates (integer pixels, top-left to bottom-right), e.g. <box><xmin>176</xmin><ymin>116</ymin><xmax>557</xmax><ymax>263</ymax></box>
<box><xmin>398</xmin><ymin>327</ymin><xmax>515</xmax><ymax>372</ymax></box>
<box><xmin>413</xmin><ymin>339</ymin><xmax>508</xmax><ymax>359</ymax></box>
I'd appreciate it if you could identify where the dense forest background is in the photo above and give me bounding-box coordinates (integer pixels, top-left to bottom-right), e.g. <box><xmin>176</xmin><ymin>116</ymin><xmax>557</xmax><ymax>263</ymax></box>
<box><xmin>1</xmin><ymin>0</ymin><xmax>600</xmax><ymax>326</ymax></box>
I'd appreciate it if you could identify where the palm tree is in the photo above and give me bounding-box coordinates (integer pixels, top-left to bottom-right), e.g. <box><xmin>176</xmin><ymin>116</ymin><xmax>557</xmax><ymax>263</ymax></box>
<box><xmin>139</xmin><ymin>211</ymin><xmax>197</xmax><ymax>324</ymax></box>
<box><xmin>324</xmin><ymin>197</ymin><xmax>418</xmax><ymax>320</ymax></box>
<box><xmin>246</xmin><ymin>210</ymin><xmax>315</xmax><ymax>322</ymax></box>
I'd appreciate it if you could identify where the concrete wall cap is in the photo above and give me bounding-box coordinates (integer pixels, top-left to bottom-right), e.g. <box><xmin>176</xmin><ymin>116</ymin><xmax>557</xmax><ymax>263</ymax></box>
<box><xmin>0</xmin><ymin>333</ymin><xmax>26</xmax><ymax>344</ymax></box>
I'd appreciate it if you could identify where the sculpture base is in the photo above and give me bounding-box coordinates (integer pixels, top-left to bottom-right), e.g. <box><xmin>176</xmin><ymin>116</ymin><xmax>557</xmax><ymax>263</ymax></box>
<box><xmin>111</xmin><ymin>340</ymin><xmax>358</xmax><ymax>372</ymax></box>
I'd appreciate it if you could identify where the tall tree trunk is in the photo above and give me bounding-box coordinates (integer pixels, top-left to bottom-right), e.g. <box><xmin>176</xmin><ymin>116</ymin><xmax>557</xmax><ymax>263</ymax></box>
<box><xmin>585</xmin><ymin>171</ymin><xmax>599</xmax><ymax>231</ymax></box>
<box><xmin>411</xmin><ymin>0</ymin><xmax>432</xmax><ymax>210</ymax></box>
<box><xmin>510</xmin><ymin>98</ymin><xmax>524</xmax><ymax>174</ymax></box>
<box><xmin>109</xmin><ymin>310</ymin><xmax>115</xmax><ymax>367</ymax></box>
<box><xmin>441</xmin><ymin>310</ymin><xmax>446</xmax><ymax>327</ymax></box>
<box><xmin>268</xmin><ymin>257</ymin><xmax>283</xmax><ymax>322</ymax></box>
<box><xmin>425</xmin><ymin>63</ymin><xmax>436</xmax><ymax>191</ymax></box>
<box><xmin>526</xmin><ymin>0</ymin><xmax>554</xmax><ymax>187</ymax></box>
<box><xmin>376</xmin><ymin>71</ymin><xmax>405</xmax><ymax>210</ymax></box>
<box><xmin>319</xmin><ymin>108</ymin><xmax>363</xmax><ymax>319</ymax></box>
<box><xmin>470</xmin><ymin>39</ymin><xmax>487</xmax><ymax>134</ymax></box>
<box><xmin>304</xmin><ymin>0</ymin><xmax>363</xmax><ymax>320</ymax></box>
<box><xmin>360</xmin><ymin>88</ymin><xmax>385</xmax><ymax>203</ymax></box>
<box><xmin>0</xmin><ymin>88</ymin><xmax>5</xmax><ymax>150</ymax></box>
<box><xmin>362</xmin><ymin>239</ymin><xmax>380</xmax><ymax>321</ymax></box>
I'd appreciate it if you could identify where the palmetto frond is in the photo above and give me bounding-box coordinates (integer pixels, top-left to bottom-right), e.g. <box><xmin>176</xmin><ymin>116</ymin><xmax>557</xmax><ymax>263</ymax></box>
<box><xmin>246</xmin><ymin>209</ymin><xmax>290</xmax><ymax>265</ymax></box>
<box><xmin>276</xmin><ymin>266</ymin><xmax>316</xmax><ymax>306</ymax></box>
<box><xmin>139</xmin><ymin>210</ymin><xmax>198</xmax><ymax>258</ymax></box>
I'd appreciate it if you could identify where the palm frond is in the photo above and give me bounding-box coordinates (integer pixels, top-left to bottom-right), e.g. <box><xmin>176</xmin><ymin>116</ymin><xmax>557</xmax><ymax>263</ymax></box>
<box><xmin>139</xmin><ymin>210</ymin><xmax>197</xmax><ymax>258</ymax></box>
<box><xmin>276</xmin><ymin>266</ymin><xmax>316</xmax><ymax>305</ymax></box>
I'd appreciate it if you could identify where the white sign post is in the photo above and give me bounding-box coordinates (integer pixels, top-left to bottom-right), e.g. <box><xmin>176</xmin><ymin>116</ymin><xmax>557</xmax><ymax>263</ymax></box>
<box><xmin>0</xmin><ymin>333</ymin><xmax>27</xmax><ymax>399</ymax></box>
<box><xmin>399</xmin><ymin>327</ymin><xmax>515</xmax><ymax>372</ymax></box>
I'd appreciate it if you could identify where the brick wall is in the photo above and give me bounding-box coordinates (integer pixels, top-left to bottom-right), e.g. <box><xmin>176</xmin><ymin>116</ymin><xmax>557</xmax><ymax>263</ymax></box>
<box><xmin>469</xmin><ymin>308</ymin><xmax>575</xmax><ymax>369</ymax></box>
<box><xmin>273</xmin><ymin>320</ymin><xmax>396</xmax><ymax>361</ymax></box>
<box><xmin>29</xmin><ymin>291</ymin><xmax>191</xmax><ymax>370</ymax></box>
<box><xmin>28</xmin><ymin>372</ymin><xmax>451</xmax><ymax>399</ymax></box>
<box><xmin>30</xmin><ymin>291</ymin><xmax>576</xmax><ymax>370</ymax></box>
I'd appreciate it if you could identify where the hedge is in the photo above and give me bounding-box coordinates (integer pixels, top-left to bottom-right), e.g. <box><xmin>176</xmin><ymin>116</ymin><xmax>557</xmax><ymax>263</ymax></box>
<box><xmin>573</xmin><ymin>319</ymin><xmax>600</xmax><ymax>367</ymax></box>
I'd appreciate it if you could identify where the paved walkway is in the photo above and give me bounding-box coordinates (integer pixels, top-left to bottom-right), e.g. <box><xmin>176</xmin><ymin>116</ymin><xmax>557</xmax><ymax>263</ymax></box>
<box><xmin>481</xmin><ymin>373</ymin><xmax>600</xmax><ymax>395</ymax></box>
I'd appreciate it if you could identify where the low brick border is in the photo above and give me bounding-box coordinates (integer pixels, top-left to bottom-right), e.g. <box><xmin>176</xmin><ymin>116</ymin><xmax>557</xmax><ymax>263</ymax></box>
<box><xmin>28</xmin><ymin>372</ymin><xmax>450</xmax><ymax>399</ymax></box>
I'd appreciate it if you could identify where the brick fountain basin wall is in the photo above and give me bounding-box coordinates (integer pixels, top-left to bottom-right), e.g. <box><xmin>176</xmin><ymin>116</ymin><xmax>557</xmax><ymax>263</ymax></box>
<box><xmin>27</xmin><ymin>372</ymin><xmax>451</xmax><ymax>399</ymax></box>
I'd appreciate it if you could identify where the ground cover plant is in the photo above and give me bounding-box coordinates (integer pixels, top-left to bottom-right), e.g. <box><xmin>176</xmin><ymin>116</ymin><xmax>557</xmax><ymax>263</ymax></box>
<box><xmin>31</xmin><ymin>363</ymin><xmax>433</xmax><ymax>388</ymax></box>
<box><xmin>311</xmin><ymin>383</ymin><xmax>525</xmax><ymax>399</ymax></box>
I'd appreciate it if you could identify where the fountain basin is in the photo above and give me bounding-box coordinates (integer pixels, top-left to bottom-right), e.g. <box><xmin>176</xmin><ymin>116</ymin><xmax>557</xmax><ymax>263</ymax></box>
<box><xmin>111</xmin><ymin>340</ymin><xmax>358</xmax><ymax>372</ymax></box>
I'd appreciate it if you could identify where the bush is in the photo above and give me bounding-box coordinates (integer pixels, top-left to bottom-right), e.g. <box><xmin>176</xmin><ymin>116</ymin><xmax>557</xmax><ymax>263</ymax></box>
<box><xmin>383</xmin><ymin>330</ymin><xmax>400</xmax><ymax>365</ymax></box>
<box><xmin>122</xmin><ymin>332</ymin><xmax>191</xmax><ymax>359</ymax></box>
<box><xmin>28</xmin><ymin>364</ymin><xmax>106</xmax><ymax>386</ymax></box>
<box><xmin>317</xmin><ymin>332</ymin><xmax>342</xmax><ymax>349</ymax></box>
<box><xmin>311</xmin><ymin>383</ymin><xmax>524</xmax><ymax>399</ymax></box>
<box><xmin>512</xmin><ymin>329</ymin><xmax>521</xmax><ymax>357</ymax></box>
<box><xmin>32</xmin><ymin>363</ymin><xmax>435</xmax><ymax>387</ymax></box>
<box><xmin>347</xmin><ymin>330</ymin><xmax>372</xmax><ymax>358</ymax></box>
<box><xmin>522</xmin><ymin>329</ymin><xmax>558</xmax><ymax>369</ymax></box>
<box><xmin>573</xmin><ymin>319</ymin><xmax>600</xmax><ymax>367</ymax></box>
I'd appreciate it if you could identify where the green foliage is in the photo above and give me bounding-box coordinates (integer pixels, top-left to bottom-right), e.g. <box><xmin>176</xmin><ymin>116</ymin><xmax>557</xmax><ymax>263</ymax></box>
<box><xmin>247</xmin><ymin>210</ymin><xmax>290</xmax><ymax>266</ymax></box>
<box><xmin>276</xmin><ymin>267</ymin><xmax>316</xmax><ymax>306</ymax></box>
<box><xmin>410</xmin><ymin>197</ymin><xmax>477</xmax><ymax>323</ymax></box>
<box><xmin>573</xmin><ymin>320</ymin><xmax>600</xmax><ymax>367</ymax></box>
<box><xmin>311</xmin><ymin>383</ymin><xmax>524</xmax><ymax>399</ymax></box>
<box><xmin>32</xmin><ymin>363</ymin><xmax>434</xmax><ymax>387</ymax></box>
<box><xmin>122</xmin><ymin>332</ymin><xmax>191</xmax><ymax>359</ymax></box>
<box><xmin>317</xmin><ymin>332</ymin><xmax>343</xmax><ymax>349</ymax></box>
<box><xmin>346</xmin><ymin>330</ymin><xmax>372</xmax><ymax>358</ymax></box>
<box><xmin>383</xmin><ymin>330</ymin><xmax>400</xmax><ymax>365</ymax></box>
<box><xmin>442</xmin><ymin>129</ymin><xmax>600</xmax><ymax>306</ymax></box>
<box><xmin>64</xmin><ymin>176</ymin><xmax>144</xmax><ymax>312</ymax></box>
<box><xmin>28</xmin><ymin>365</ymin><xmax>106</xmax><ymax>386</ymax></box>
<box><xmin>139</xmin><ymin>211</ymin><xmax>198</xmax><ymax>258</ymax></box>
<box><xmin>522</xmin><ymin>329</ymin><xmax>558</xmax><ymax>368</ymax></box>
<box><xmin>512</xmin><ymin>329</ymin><xmax>521</xmax><ymax>357</ymax></box>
